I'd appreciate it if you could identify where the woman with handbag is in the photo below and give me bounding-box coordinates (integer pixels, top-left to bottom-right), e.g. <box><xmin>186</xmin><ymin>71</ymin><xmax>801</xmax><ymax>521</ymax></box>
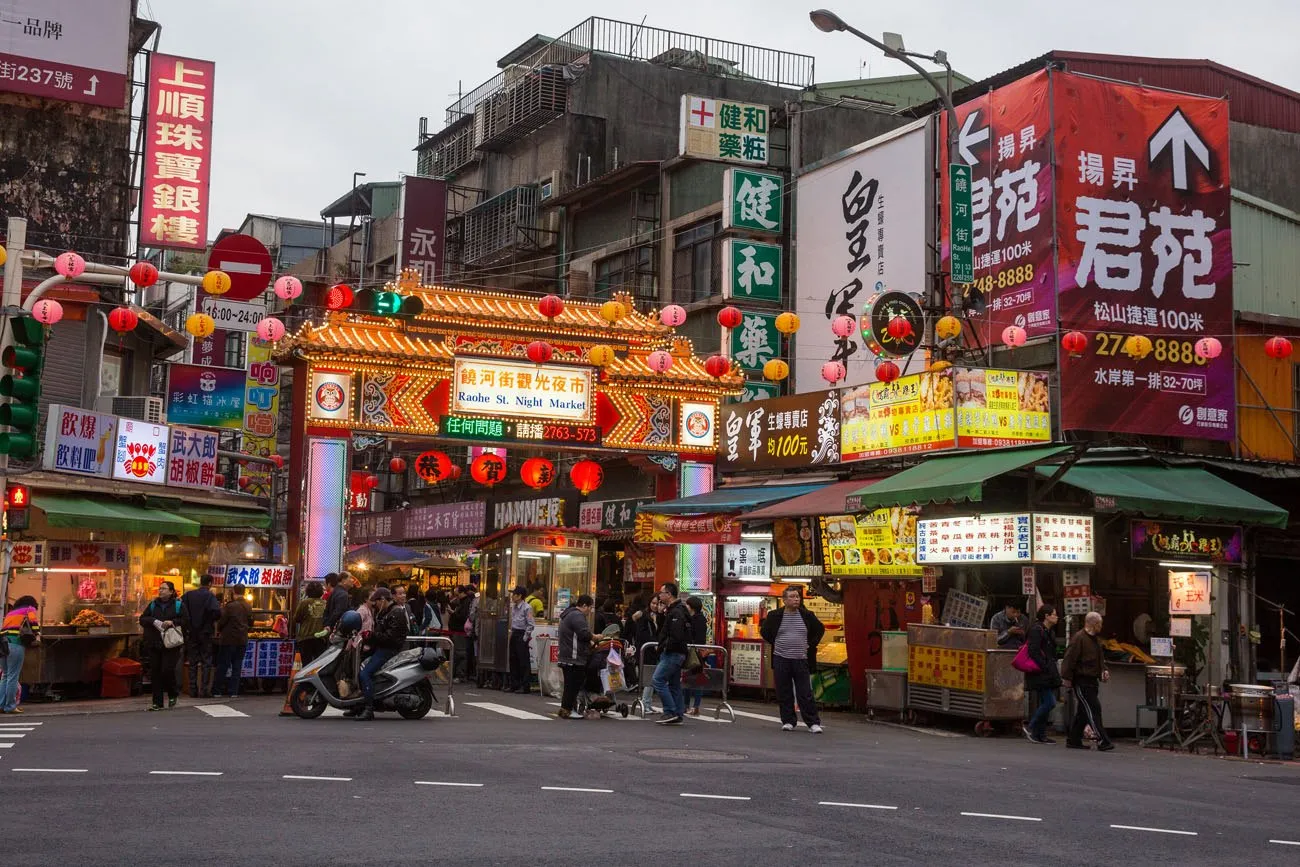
<box><xmin>1</xmin><ymin>595</ymin><xmax>41</xmax><ymax>714</ymax></box>
<box><xmin>139</xmin><ymin>581</ymin><xmax>184</xmax><ymax>711</ymax></box>
<box><xmin>1022</xmin><ymin>604</ymin><xmax>1062</xmax><ymax>744</ymax></box>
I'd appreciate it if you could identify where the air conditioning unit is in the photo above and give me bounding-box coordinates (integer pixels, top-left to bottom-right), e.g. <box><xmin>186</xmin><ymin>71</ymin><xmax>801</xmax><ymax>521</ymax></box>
<box><xmin>96</xmin><ymin>395</ymin><xmax>166</xmax><ymax>424</ymax></box>
<box><xmin>538</xmin><ymin>169</ymin><xmax>561</xmax><ymax>201</ymax></box>
<box><xmin>473</xmin><ymin>102</ymin><xmax>489</xmax><ymax>147</ymax></box>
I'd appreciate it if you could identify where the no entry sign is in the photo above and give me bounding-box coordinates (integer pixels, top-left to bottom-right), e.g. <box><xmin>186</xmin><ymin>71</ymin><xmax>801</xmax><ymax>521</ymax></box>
<box><xmin>207</xmin><ymin>233</ymin><xmax>273</xmax><ymax>302</ymax></box>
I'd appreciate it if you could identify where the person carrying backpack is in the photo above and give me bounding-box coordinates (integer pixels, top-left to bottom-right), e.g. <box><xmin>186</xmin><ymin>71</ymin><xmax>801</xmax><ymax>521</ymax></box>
<box><xmin>292</xmin><ymin>582</ymin><xmax>328</xmax><ymax>664</ymax></box>
<box><xmin>140</xmin><ymin>582</ymin><xmax>184</xmax><ymax>711</ymax></box>
<box><xmin>1</xmin><ymin>595</ymin><xmax>41</xmax><ymax>714</ymax></box>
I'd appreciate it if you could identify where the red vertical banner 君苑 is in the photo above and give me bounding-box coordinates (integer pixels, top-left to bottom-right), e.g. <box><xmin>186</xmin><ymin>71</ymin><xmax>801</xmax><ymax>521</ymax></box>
<box><xmin>1053</xmin><ymin>72</ymin><xmax>1233</xmax><ymax>440</ymax></box>
<box><xmin>139</xmin><ymin>54</ymin><xmax>215</xmax><ymax>251</ymax></box>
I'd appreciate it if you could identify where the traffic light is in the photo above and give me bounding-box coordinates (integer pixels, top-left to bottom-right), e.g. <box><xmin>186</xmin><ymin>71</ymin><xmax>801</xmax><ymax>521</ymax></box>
<box><xmin>0</xmin><ymin>314</ymin><xmax>45</xmax><ymax>458</ymax></box>
<box><xmin>5</xmin><ymin>484</ymin><xmax>30</xmax><ymax>531</ymax></box>
<box><xmin>351</xmin><ymin>288</ymin><xmax>424</xmax><ymax>318</ymax></box>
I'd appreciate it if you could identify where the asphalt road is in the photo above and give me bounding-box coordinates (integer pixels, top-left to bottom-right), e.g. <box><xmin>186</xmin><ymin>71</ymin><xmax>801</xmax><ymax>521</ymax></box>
<box><xmin>2</xmin><ymin>689</ymin><xmax>1297</xmax><ymax>866</ymax></box>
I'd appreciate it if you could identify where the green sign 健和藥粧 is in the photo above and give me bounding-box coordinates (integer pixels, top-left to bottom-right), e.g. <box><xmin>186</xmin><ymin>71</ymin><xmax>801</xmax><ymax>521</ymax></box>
<box><xmin>724</xmin><ymin>168</ymin><xmax>784</xmax><ymax>233</ymax></box>
<box><xmin>722</xmin><ymin>239</ymin><xmax>782</xmax><ymax>303</ymax></box>
<box><xmin>729</xmin><ymin>311</ymin><xmax>779</xmax><ymax>372</ymax></box>
<box><xmin>680</xmin><ymin>95</ymin><xmax>770</xmax><ymax>165</ymax></box>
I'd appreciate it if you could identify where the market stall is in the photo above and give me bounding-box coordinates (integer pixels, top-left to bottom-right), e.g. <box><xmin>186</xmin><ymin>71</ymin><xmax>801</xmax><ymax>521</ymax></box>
<box><xmin>904</xmin><ymin>622</ymin><xmax>1023</xmax><ymax>735</ymax></box>
<box><xmin>210</xmin><ymin>564</ymin><xmax>296</xmax><ymax>686</ymax></box>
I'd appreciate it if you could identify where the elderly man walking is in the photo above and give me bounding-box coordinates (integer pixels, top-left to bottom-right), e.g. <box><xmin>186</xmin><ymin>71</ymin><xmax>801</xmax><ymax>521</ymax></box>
<box><xmin>1061</xmin><ymin>611</ymin><xmax>1114</xmax><ymax>751</ymax></box>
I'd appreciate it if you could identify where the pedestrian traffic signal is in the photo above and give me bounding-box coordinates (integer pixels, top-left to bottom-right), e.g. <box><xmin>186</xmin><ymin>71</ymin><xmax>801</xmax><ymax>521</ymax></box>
<box><xmin>5</xmin><ymin>484</ymin><xmax>30</xmax><ymax>509</ymax></box>
<box><xmin>0</xmin><ymin>314</ymin><xmax>46</xmax><ymax>458</ymax></box>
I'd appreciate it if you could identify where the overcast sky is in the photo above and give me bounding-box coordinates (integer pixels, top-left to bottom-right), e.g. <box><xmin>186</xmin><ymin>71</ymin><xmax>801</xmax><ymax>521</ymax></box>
<box><xmin>145</xmin><ymin>0</ymin><xmax>1300</xmax><ymax>236</ymax></box>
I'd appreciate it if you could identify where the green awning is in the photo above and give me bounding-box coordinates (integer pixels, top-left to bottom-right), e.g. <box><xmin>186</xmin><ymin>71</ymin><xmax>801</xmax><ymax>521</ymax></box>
<box><xmin>844</xmin><ymin>445</ymin><xmax>1073</xmax><ymax>512</ymax></box>
<box><xmin>181</xmin><ymin>503</ymin><xmax>272</xmax><ymax>531</ymax></box>
<box><xmin>32</xmin><ymin>494</ymin><xmax>202</xmax><ymax>536</ymax></box>
<box><xmin>640</xmin><ymin>483</ymin><xmax>829</xmax><ymax>515</ymax></box>
<box><xmin>1034</xmin><ymin>465</ymin><xmax>1289</xmax><ymax>529</ymax></box>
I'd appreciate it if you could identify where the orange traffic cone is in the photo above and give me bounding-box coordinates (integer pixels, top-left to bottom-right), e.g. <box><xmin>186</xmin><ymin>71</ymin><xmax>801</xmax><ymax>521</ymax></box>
<box><xmin>279</xmin><ymin>649</ymin><xmax>303</xmax><ymax>717</ymax></box>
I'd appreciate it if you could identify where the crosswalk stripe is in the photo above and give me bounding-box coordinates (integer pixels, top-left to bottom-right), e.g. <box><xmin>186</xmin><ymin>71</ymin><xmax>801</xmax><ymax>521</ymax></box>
<box><xmin>729</xmin><ymin>709</ymin><xmax>782</xmax><ymax>723</ymax></box>
<box><xmin>0</xmin><ymin>733</ymin><xmax>26</xmax><ymax>738</ymax></box>
<box><xmin>465</xmin><ymin>702</ymin><xmax>553</xmax><ymax>721</ymax></box>
<box><xmin>197</xmin><ymin>704</ymin><xmax>248</xmax><ymax>718</ymax></box>
<box><xmin>320</xmin><ymin>707</ymin><xmax>448</xmax><ymax>719</ymax></box>
<box><xmin>0</xmin><ymin>722</ymin><xmax>40</xmax><ymax>727</ymax></box>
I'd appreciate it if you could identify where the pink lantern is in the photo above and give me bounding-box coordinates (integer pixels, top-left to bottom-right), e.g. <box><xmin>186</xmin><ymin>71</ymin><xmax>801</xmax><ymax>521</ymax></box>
<box><xmin>1001</xmin><ymin>325</ymin><xmax>1028</xmax><ymax>347</ymax></box>
<box><xmin>821</xmin><ymin>361</ymin><xmax>847</xmax><ymax>384</ymax></box>
<box><xmin>273</xmin><ymin>275</ymin><xmax>303</xmax><ymax>301</ymax></box>
<box><xmin>831</xmin><ymin>315</ymin><xmax>856</xmax><ymax>338</ymax></box>
<box><xmin>54</xmin><ymin>252</ymin><xmax>86</xmax><ymax>278</ymax></box>
<box><xmin>647</xmin><ymin>350</ymin><xmax>673</xmax><ymax>372</ymax></box>
<box><xmin>1195</xmin><ymin>337</ymin><xmax>1223</xmax><ymax>360</ymax></box>
<box><xmin>256</xmin><ymin>316</ymin><xmax>286</xmax><ymax>342</ymax></box>
<box><xmin>660</xmin><ymin>304</ymin><xmax>687</xmax><ymax>328</ymax></box>
<box><xmin>32</xmin><ymin>298</ymin><xmax>64</xmax><ymax>325</ymax></box>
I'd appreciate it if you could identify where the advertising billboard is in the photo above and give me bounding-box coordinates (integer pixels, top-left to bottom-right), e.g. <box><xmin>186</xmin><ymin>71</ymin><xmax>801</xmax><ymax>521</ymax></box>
<box><xmin>718</xmin><ymin>389</ymin><xmax>840</xmax><ymax>472</ymax></box>
<box><xmin>397</xmin><ymin>175</ymin><xmax>447</xmax><ymax>283</ymax></box>
<box><xmin>139</xmin><ymin>54</ymin><xmax>215</xmax><ymax>251</ymax></box>
<box><xmin>0</xmin><ymin>0</ymin><xmax>130</xmax><ymax>107</ymax></box>
<box><xmin>165</xmin><ymin>363</ymin><xmax>246</xmax><ymax>430</ymax></box>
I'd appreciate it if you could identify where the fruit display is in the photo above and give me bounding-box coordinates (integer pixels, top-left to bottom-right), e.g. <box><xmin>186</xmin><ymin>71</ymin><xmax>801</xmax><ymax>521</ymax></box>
<box><xmin>248</xmin><ymin>630</ymin><xmax>281</xmax><ymax>639</ymax></box>
<box><xmin>70</xmin><ymin>609</ymin><xmax>110</xmax><ymax>628</ymax></box>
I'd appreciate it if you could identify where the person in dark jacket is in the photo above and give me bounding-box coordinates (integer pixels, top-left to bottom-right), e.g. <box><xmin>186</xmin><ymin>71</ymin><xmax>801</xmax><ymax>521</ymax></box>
<box><xmin>651</xmin><ymin>583</ymin><xmax>691</xmax><ymax>725</ymax></box>
<box><xmin>323</xmin><ymin>573</ymin><xmax>357</xmax><ymax>630</ymax></box>
<box><xmin>1023</xmin><ymin>604</ymin><xmax>1062</xmax><ymax>744</ymax></box>
<box><xmin>592</xmin><ymin>597</ymin><xmax>619</xmax><ymax>635</ymax></box>
<box><xmin>1061</xmin><ymin>611</ymin><xmax>1113</xmax><ymax>750</ymax></box>
<box><xmin>214</xmin><ymin>587</ymin><xmax>253</xmax><ymax>699</ymax></box>
<box><xmin>353</xmin><ymin>588</ymin><xmax>409</xmax><ymax>721</ymax></box>
<box><xmin>140</xmin><ymin>581</ymin><xmax>183</xmax><ymax>710</ymax></box>
<box><xmin>448</xmin><ymin>587</ymin><xmax>474</xmax><ymax>682</ymax></box>
<box><xmin>291</xmin><ymin>582</ymin><xmax>328</xmax><ymax>664</ymax></box>
<box><xmin>683</xmin><ymin>596</ymin><xmax>709</xmax><ymax>716</ymax></box>
<box><xmin>407</xmin><ymin>584</ymin><xmax>437</xmax><ymax>635</ymax></box>
<box><xmin>555</xmin><ymin>594</ymin><xmax>593</xmax><ymax>719</ymax></box>
<box><xmin>760</xmin><ymin>586</ymin><xmax>827</xmax><ymax>732</ymax></box>
<box><xmin>179</xmin><ymin>574</ymin><xmax>222</xmax><ymax>698</ymax></box>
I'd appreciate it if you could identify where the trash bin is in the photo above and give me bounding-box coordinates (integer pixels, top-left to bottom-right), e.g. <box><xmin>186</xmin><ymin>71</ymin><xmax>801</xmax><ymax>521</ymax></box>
<box><xmin>101</xmin><ymin>657</ymin><xmax>143</xmax><ymax>698</ymax></box>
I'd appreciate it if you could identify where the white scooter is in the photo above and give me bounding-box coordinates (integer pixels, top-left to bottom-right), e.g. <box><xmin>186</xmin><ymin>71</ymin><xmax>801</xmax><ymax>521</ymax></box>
<box><xmin>288</xmin><ymin>626</ymin><xmax>449</xmax><ymax>720</ymax></box>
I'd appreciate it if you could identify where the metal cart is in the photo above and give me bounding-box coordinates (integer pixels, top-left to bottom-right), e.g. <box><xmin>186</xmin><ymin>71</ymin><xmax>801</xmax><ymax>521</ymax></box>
<box><xmin>904</xmin><ymin>623</ymin><xmax>1023</xmax><ymax>735</ymax></box>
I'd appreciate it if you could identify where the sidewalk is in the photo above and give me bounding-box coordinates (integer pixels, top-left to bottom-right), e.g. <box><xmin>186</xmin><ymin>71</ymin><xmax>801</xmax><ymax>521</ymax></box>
<box><xmin>12</xmin><ymin>694</ymin><xmax>285</xmax><ymax>717</ymax></box>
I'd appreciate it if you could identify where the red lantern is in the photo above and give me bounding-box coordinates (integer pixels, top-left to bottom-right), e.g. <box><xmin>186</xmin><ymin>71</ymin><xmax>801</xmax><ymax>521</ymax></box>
<box><xmin>363</xmin><ymin>474</ymin><xmax>380</xmax><ymax>491</ymax></box>
<box><xmin>325</xmin><ymin>284</ymin><xmax>354</xmax><ymax>310</ymax></box>
<box><xmin>213</xmin><ymin>473</ymin><xmax>225</xmax><ymax>487</ymax></box>
<box><xmin>415</xmin><ymin>450</ymin><xmax>452</xmax><ymax>483</ymax></box>
<box><xmin>470</xmin><ymin>452</ymin><xmax>507</xmax><ymax>487</ymax></box>
<box><xmin>521</xmin><ymin>457</ymin><xmax>556</xmax><ymax>490</ymax></box>
<box><xmin>238</xmin><ymin>477</ymin><xmax>250</xmax><ymax>489</ymax></box>
<box><xmin>886</xmin><ymin>316</ymin><xmax>913</xmax><ymax>341</ymax></box>
<box><xmin>128</xmin><ymin>262</ymin><xmax>159</xmax><ymax>288</ymax></box>
<box><xmin>526</xmin><ymin>340</ymin><xmax>554</xmax><ymax>364</ymax></box>
<box><xmin>821</xmin><ymin>361</ymin><xmax>846</xmax><ymax>384</ymax></box>
<box><xmin>389</xmin><ymin>457</ymin><xmax>408</xmax><ymax>474</ymax></box>
<box><xmin>270</xmin><ymin>454</ymin><xmax>285</xmax><ymax>469</ymax></box>
<box><xmin>875</xmin><ymin>360</ymin><xmax>901</xmax><ymax>384</ymax></box>
<box><xmin>1061</xmin><ymin>330</ymin><xmax>1088</xmax><ymax>357</ymax></box>
<box><xmin>1265</xmin><ymin>336</ymin><xmax>1294</xmax><ymax>360</ymax></box>
<box><xmin>717</xmin><ymin>306</ymin><xmax>743</xmax><ymax>329</ymax></box>
<box><xmin>570</xmin><ymin>459</ymin><xmax>604</xmax><ymax>496</ymax></box>
<box><xmin>108</xmin><ymin>307</ymin><xmax>138</xmax><ymax>333</ymax></box>
<box><xmin>704</xmin><ymin>355</ymin><xmax>730</xmax><ymax>377</ymax></box>
<box><xmin>538</xmin><ymin>294</ymin><xmax>565</xmax><ymax>318</ymax></box>
<box><xmin>448</xmin><ymin>464</ymin><xmax>463</xmax><ymax>481</ymax></box>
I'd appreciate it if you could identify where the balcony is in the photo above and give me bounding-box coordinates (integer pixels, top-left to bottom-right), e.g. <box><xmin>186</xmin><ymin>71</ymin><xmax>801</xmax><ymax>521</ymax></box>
<box><xmin>455</xmin><ymin>185</ymin><xmax>555</xmax><ymax>267</ymax></box>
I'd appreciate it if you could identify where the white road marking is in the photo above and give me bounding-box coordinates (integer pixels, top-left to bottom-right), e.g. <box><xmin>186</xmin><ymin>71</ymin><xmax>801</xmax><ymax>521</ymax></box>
<box><xmin>961</xmin><ymin>812</ymin><xmax>1041</xmax><ymax>822</ymax></box>
<box><xmin>197</xmin><ymin>704</ymin><xmax>248</xmax><ymax>718</ymax></box>
<box><xmin>680</xmin><ymin>793</ymin><xmax>750</xmax><ymax>801</ymax></box>
<box><xmin>1269</xmin><ymin>840</ymin><xmax>1300</xmax><ymax>847</ymax></box>
<box><xmin>729</xmin><ymin>709</ymin><xmax>783</xmax><ymax>723</ymax></box>
<box><xmin>0</xmin><ymin>744</ymin><xmax>13</xmax><ymax>749</ymax></box>
<box><xmin>282</xmin><ymin>775</ymin><xmax>351</xmax><ymax>782</ymax></box>
<box><xmin>1109</xmin><ymin>824</ymin><xmax>1196</xmax><ymax>836</ymax></box>
<box><xmin>0</xmin><ymin>727</ymin><xmax>35</xmax><ymax>732</ymax></box>
<box><xmin>414</xmin><ymin>781</ymin><xmax>484</xmax><ymax>788</ymax></box>
<box><xmin>0</xmin><ymin>733</ymin><xmax>26</xmax><ymax>738</ymax></box>
<box><xmin>819</xmin><ymin>801</ymin><xmax>898</xmax><ymax>811</ymax></box>
<box><xmin>541</xmin><ymin>786</ymin><xmax>614</xmax><ymax>793</ymax></box>
<box><xmin>12</xmin><ymin>768</ymin><xmax>86</xmax><ymax>773</ymax></box>
<box><xmin>321</xmin><ymin>707</ymin><xmax>448</xmax><ymax>719</ymax></box>
<box><xmin>150</xmin><ymin>770</ymin><xmax>223</xmax><ymax>776</ymax></box>
<box><xmin>466</xmin><ymin>702</ymin><xmax>553</xmax><ymax>721</ymax></box>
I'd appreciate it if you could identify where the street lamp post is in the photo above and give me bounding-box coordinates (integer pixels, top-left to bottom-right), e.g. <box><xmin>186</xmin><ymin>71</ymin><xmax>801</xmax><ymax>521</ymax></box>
<box><xmin>809</xmin><ymin>10</ymin><xmax>961</xmax><ymax>349</ymax></box>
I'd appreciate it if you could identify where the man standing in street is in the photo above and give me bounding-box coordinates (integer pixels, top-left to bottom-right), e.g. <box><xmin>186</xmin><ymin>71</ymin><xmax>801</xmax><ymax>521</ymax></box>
<box><xmin>180</xmin><ymin>574</ymin><xmax>221</xmax><ymax>697</ymax></box>
<box><xmin>1061</xmin><ymin>610</ymin><xmax>1114</xmax><ymax>751</ymax></box>
<box><xmin>651</xmin><ymin>583</ymin><xmax>690</xmax><ymax>725</ymax></box>
<box><xmin>990</xmin><ymin>602</ymin><xmax>1029</xmax><ymax>649</ymax></box>
<box><xmin>760</xmin><ymin>586</ymin><xmax>826</xmax><ymax>733</ymax></box>
<box><xmin>506</xmin><ymin>586</ymin><xmax>535</xmax><ymax>694</ymax></box>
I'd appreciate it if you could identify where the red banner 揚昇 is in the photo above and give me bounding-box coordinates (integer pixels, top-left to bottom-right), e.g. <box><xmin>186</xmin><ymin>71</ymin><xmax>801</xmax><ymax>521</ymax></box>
<box><xmin>633</xmin><ymin>512</ymin><xmax>742</xmax><ymax>545</ymax></box>
<box><xmin>139</xmin><ymin>54</ymin><xmax>215</xmax><ymax>251</ymax></box>
<box><xmin>1054</xmin><ymin>72</ymin><xmax>1233</xmax><ymax>440</ymax></box>
<box><xmin>941</xmin><ymin>68</ymin><xmax>1055</xmax><ymax>344</ymax></box>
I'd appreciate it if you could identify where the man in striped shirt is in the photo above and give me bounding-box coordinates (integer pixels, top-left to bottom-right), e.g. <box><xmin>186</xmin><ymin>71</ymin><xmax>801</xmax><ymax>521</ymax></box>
<box><xmin>759</xmin><ymin>586</ymin><xmax>825</xmax><ymax>733</ymax></box>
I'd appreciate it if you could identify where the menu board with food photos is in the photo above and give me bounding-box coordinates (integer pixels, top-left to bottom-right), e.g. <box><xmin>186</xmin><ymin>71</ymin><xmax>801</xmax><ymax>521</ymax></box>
<box><xmin>954</xmin><ymin>368</ymin><xmax>1052</xmax><ymax>447</ymax></box>
<box><xmin>772</xmin><ymin>517</ymin><xmax>819</xmax><ymax>576</ymax></box>
<box><xmin>820</xmin><ymin>508</ymin><xmax>921</xmax><ymax>577</ymax></box>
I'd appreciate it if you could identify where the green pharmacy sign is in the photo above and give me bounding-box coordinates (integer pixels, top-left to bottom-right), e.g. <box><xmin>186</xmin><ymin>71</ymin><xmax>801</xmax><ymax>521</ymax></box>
<box><xmin>722</xmin><ymin>239</ymin><xmax>782</xmax><ymax>303</ymax></box>
<box><xmin>724</xmin><ymin>168</ymin><xmax>784</xmax><ymax>233</ymax></box>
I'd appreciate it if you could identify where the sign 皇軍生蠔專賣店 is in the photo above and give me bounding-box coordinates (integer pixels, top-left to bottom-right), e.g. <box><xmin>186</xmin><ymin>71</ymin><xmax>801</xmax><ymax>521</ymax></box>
<box><xmin>1131</xmin><ymin>520</ymin><xmax>1243</xmax><ymax>565</ymax></box>
<box><xmin>397</xmin><ymin>175</ymin><xmax>447</xmax><ymax>283</ymax></box>
<box><xmin>0</xmin><ymin>0</ymin><xmax>131</xmax><ymax>108</ymax></box>
<box><xmin>139</xmin><ymin>54</ymin><xmax>215</xmax><ymax>251</ymax></box>
<box><xmin>722</xmin><ymin>541</ymin><xmax>771</xmax><ymax>582</ymax></box>
<box><xmin>111</xmin><ymin>419</ymin><xmax>169</xmax><ymax>485</ymax></box>
<box><xmin>679</xmin><ymin>95</ymin><xmax>769</xmax><ymax>164</ymax></box>
<box><xmin>166</xmin><ymin>363</ymin><xmax>246</xmax><ymax>430</ymax></box>
<box><xmin>1054</xmin><ymin>72</ymin><xmax>1233</xmax><ymax>441</ymax></box>
<box><xmin>452</xmin><ymin>358</ymin><xmax>592</xmax><ymax>423</ymax></box>
<box><xmin>165</xmin><ymin>426</ymin><xmax>219</xmax><ymax>490</ymax></box>
<box><xmin>578</xmin><ymin>498</ymin><xmax>653</xmax><ymax>533</ymax></box>
<box><xmin>794</xmin><ymin>120</ymin><xmax>929</xmax><ymax>392</ymax></box>
<box><xmin>917</xmin><ymin>514</ymin><xmax>1032</xmax><ymax>564</ymax></box>
<box><xmin>954</xmin><ymin>368</ymin><xmax>1052</xmax><ymax>447</ymax></box>
<box><xmin>633</xmin><ymin>512</ymin><xmax>741</xmax><ymax>545</ymax></box>
<box><xmin>1168</xmin><ymin>571</ymin><xmax>1212</xmax><ymax>615</ymax></box>
<box><xmin>723</xmin><ymin>168</ymin><xmax>784</xmax><ymax>234</ymax></box>
<box><xmin>42</xmin><ymin>404</ymin><xmax>117</xmax><ymax>477</ymax></box>
<box><xmin>820</xmin><ymin>511</ymin><xmax>921</xmax><ymax>577</ymax></box>
<box><xmin>941</xmin><ymin>70</ymin><xmax>1054</xmax><ymax>344</ymax></box>
<box><xmin>718</xmin><ymin>390</ymin><xmax>840</xmax><ymax>471</ymax></box>
<box><xmin>840</xmin><ymin>371</ymin><xmax>956</xmax><ymax>461</ymax></box>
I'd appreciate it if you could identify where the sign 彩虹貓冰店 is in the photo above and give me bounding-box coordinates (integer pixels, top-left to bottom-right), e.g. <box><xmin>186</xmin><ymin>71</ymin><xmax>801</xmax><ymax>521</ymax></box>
<box><xmin>941</xmin><ymin>71</ymin><xmax>1054</xmax><ymax>344</ymax></box>
<box><xmin>165</xmin><ymin>426</ymin><xmax>219</xmax><ymax>490</ymax></box>
<box><xmin>820</xmin><ymin>511</ymin><xmax>921</xmax><ymax>577</ymax></box>
<box><xmin>166</xmin><ymin>363</ymin><xmax>246</xmax><ymax>430</ymax></box>
<box><xmin>0</xmin><ymin>0</ymin><xmax>131</xmax><ymax>108</ymax></box>
<box><xmin>200</xmin><ymin>297</ymin><xmax>266</xmax><ymax>332</ymax></box>
<box><xmin>139</xmin><ymin>54</ymin><xmax>215</xmax><ymax>251</ymax></box>
<box><xmin>917</xmin><ymin>514</ymin><xmax>1032</xmax><ymax>564</ymax></box>
<box><xmin>633</xmin><ymin>512</ymin><xmax>742</xmax><ymax>545</ymax></box>
<box><xmin>728</xmin><ymin>312</ymin><xmax>780</xmax><ymax>373</ymax></box>
<box><xmin>840</xmin><ymin>371</ymin><xmax>956</xmax><ymax>461</ymax></box>
<box><xmin>949</xmin><ymin>163</ymin><xmax>974</xmax><ymax>285</ymax></box>
<box><xmin>112</xmin><ymin>418</ymin><xmax>169</xmax><ymax>485</ymax></box>
<box><xmin>679</xmin><ymin>95</ymin><xmax>769</xmax><ymax>164</ymax></box>
<box><xmin>718</xmin><ymin>390</ymin><xmax>840</xmax><ymax>472</ymax></box>
<box><xmin>1054</xmin><ymin>72</ymin><xmax>1233</xmax><ymax>441</ymax></box>
<box><xmin>722</xmin><ymin>540</ymin><xmax>772</xmax><ymax>582</ymax></box>
<box><xmin>954</xmin><ymin>368</ymin><xmax>1052</xmax><ymax>447</ymax></box>
<box><xmin>578</xmin><ymin>498</ymin><xmax>653</xmax><ymax>533</ymax></box>
<box><xmin>1168</xmin><ymin>570</ymin><xmax>1212</xmax><ymax>616</ymax></box>
<box><xmin>723</xmin><ymin>168</ymin><xmax>784</xmax><ymax>234</ymax></box>
<box><xmin>42</xmin><ymin>404</ymin><xmax>117</xmax><ymax>477</ymax></box>
<box><xmin>794</xmin><ymin>119</ymin><xmax>930</xmax><ymax>392</ymax></box>
<box><xmin>397</xmin><ymin>175</ymin><xmax>447</xmax><ymax>284</ymax></box>
<box><xmin>1131</xmin><ymin>520</ymin><xmax>1242</xmax><ymax>565</ymax></box>
<box><xmin>452</xmin><ymin>357</ymin><xmax>593</xmax><ymax>423</ymax></box>
<box><xmin>721</xmin><ymin>239</ymin><xmax>782</xmax><ymax>303</ymax></box>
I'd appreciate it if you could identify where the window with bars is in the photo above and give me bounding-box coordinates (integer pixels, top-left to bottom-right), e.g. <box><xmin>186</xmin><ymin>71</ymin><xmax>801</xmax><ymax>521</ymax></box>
<box><xmin>672</xmin><ymin>217</ymin><xmax>720</xmax><ymax>304</ymax></box>
<box><xmin>594</xmin><ymin>247</ymin><xmax>655</xmax><ymax>302</ymax></box>
<box><xmin>224</xmin><ymin>331</ymin><xmax>245</xmax><ymax>369</ymax></box>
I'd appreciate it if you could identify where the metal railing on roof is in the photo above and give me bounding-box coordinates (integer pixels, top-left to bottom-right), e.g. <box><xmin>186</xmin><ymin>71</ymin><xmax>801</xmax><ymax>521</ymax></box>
<box><xmin>445</xmin><ymin>16</ymin><xmax>815</xmax><ymax>124</ymax></box>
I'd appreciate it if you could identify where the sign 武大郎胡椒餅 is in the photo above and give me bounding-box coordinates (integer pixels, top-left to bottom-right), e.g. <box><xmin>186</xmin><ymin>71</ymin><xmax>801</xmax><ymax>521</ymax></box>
<box><xmin>42</xmin><ymin>405</ymin><xmax>117</xmax><ymax>477</ymax></box>
<box><xmin>718</xmin><ymin>390</ymin><xmax>840</xmax><ymax>472</ymax></box>
<box><xmin>723</xmin><ymin>168</ymin><xmax>784</xmax><ymax>233</ymax></box>
<box><xmin>1130</xmin><ymin>520</ymin><xmax>1243</xmax><ymax>565</ymax></box>
<box><xmin>166</xmin><ymin>363</ymin><xmax>246</xmax><ymax>430</ymax></box>
<box><xmin>452</xmin><ymin>357</ymin><xmax>592</xmax><ymax>423</ymax></box>
<box><xmin>165</xmin><ymin>426</ymin><xmax>219</xmax><ymax>490</ymax></box>
<box><xmin>820</xmin><ymin>510</ymin><xmax>921</xmax><ymax>577</ymax></box>
<box><xmin>139</xmin><ymin>54</ymin><xmax>215</xmax><ymax>251</ymax></box>
<box><xmin>680</xmin><ymin>95</ymin><xmax>769</xmax><ymax>164</ymax></box>
<box><xmin>213</xmin><ymin>564</ymin><xmax>295</xmax><ymax>589</ymax></box>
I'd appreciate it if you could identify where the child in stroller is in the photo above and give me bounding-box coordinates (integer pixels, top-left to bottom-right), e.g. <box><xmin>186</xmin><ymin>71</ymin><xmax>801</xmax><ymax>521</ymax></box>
<box><xmin>576</xmin><ymin>624</ymin><xmax>631</xmax><ymax>719</ymax></box>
